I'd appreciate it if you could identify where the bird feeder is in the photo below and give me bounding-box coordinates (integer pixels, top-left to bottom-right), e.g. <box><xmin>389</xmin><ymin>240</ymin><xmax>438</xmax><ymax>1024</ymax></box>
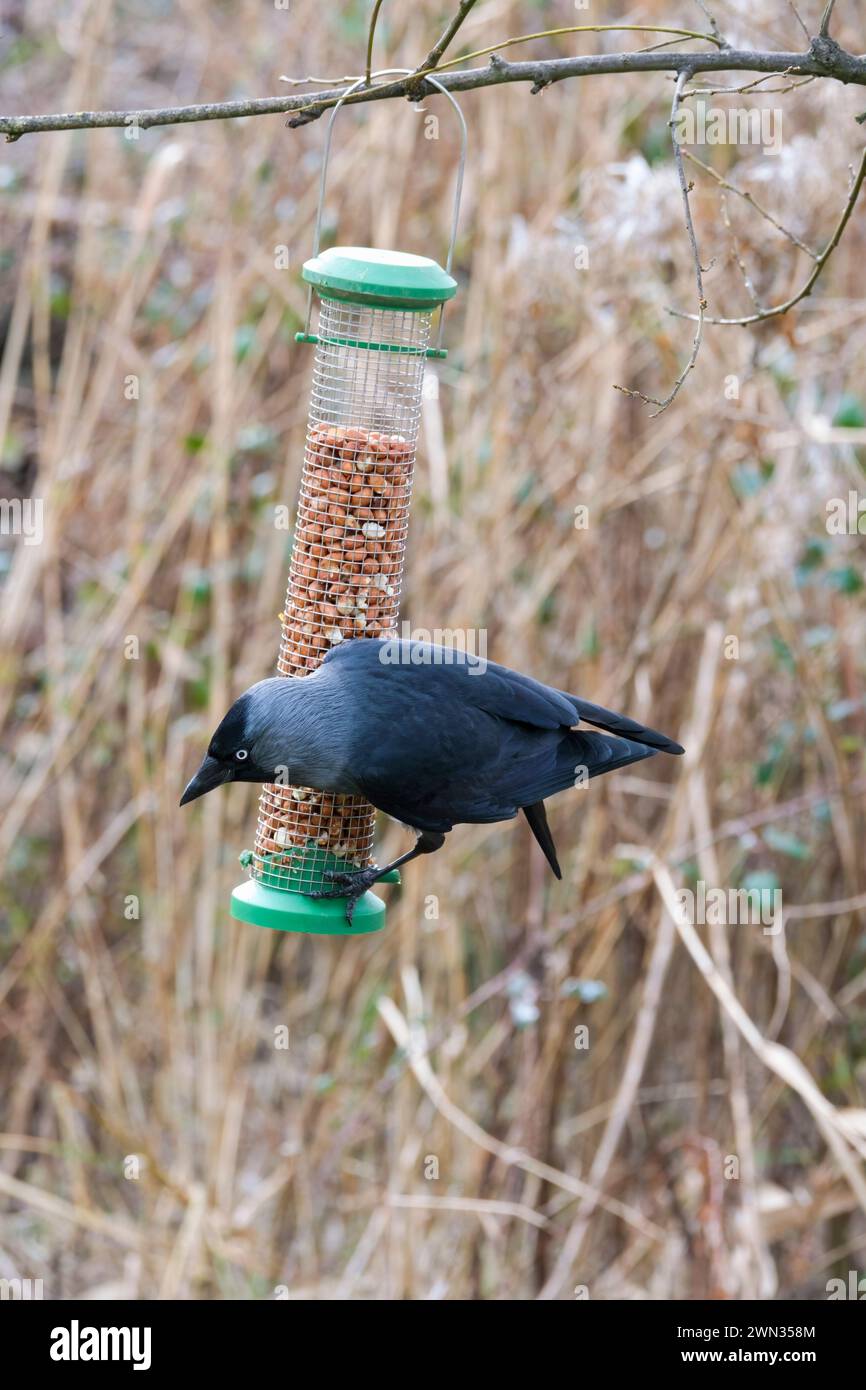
<box><xmin>231</xmin><ymin>72</ymin><xmax>464</xmax><ymax>935</ymax></box>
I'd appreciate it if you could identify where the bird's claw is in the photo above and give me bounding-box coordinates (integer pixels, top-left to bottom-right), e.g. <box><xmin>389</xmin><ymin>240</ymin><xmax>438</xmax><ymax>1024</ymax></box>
<box><xmin>323</xmin><ymin>869</ymin><xmax>365</xmax><ymax>891</ymax></box>
<box><xmin>308</xmin><ymin>867</ymin><xmax>379</xmax><ymax>924</ymax></box>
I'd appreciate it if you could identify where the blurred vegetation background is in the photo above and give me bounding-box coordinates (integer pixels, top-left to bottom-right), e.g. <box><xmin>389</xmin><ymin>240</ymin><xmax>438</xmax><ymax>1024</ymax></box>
<box><xmin>1</xmin><ymin>0</ymin><xmax>865</xmax><ymax>1300</ymax></box>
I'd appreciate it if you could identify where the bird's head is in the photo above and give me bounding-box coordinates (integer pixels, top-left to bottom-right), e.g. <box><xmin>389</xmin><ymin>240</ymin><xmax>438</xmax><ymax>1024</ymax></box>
<box><xmin>179</xmin><ymin>680</ymin><xmax>291</xmax><ymax>806</ymax></box>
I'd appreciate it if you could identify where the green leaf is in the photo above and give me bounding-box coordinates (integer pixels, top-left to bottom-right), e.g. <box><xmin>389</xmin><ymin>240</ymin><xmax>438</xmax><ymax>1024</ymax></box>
<box><xmin>561</xmin><ymin>978</ymin><xmax>608</xmax><ymax>1004</ymax></box>
<box><xmin>826</xmin><ymin>566</ymin><xmax>864</xmax><ymax>595</ymax></box>
<box><xmin>796</xmin><ymin>538</ymin><xmax>829</xmax><ymax>584</ymax></box>
<box><xmin>833</xmin><ymin>395</ymin><xmax>866</xmax><ymax>429</ymax></box>
<box><xmin>732</xmin><ymin>462</ymin><xmax>767</xmax><ymax>498</ymax></box>
<box><xmin>580</xmin><ymin>622</ymin><xmax>600</xmax><ymax>658</ymax></box>
<box><xmin>234</xmin><ymin>324</ymin><xmax>257</xmax><ymax>362</ymax></box>
<box><xmin>804</xmin><ymin>624</ymin><xmax>835</xmax><ymax>648</ymax></box>
<box><xmin>236</xmin><ymin>424</ymin><xmax>276</xmax><ymax>453</ymax></box>
<box><xmin>188</xmin><ymin>677</ymin><xmax>210</xmax><ymax>709</ymax></box>
<box><xmin>183</xmin><ymin>568</ymin><xmax>211</xmax><ymax>604</ymax></box>
<box><xmin>741</xmin><ymin>869</ymin><xmax>780</xmax><ymax>894</ymax></box>
<box><xmin>770</xmin><ymin>635</ymin><xmax>795</xmax><ymax>672</ymax></box>
<box><xmin>763</xmin><ymin>827</ymin><xmax>811</xmax><ymax>860</ymax></box>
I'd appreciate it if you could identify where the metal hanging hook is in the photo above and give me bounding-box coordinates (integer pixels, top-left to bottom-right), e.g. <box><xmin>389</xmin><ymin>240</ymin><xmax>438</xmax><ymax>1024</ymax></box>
<box><xmin>303</xmin><ymin>68</ymin><xmax>467</xmax><ymax>345</ymax></box>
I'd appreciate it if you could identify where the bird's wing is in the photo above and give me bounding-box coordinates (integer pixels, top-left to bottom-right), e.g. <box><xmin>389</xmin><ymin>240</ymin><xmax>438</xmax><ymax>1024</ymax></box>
<box><xmin>321</xmin><ymin>640</ymin><xmax>672</xmax><ymax>831</ymax></box>
<box><xmin>358</xmin><ymin>726</ymin><xmax>658</xmax><ymax>832</ymax></box>
<box><xmin>324</xmin><ymin>638</ymin><xmax>683</xmax><ymax>749</ymax></box>
<box><xmin>323</xmin><ymin>638</ymin><xmax>577</xmax><ymax>730</ymax></box>
<box><xmin>569</xmin><ymin>695</ymin><xmax>684</xmax><ymax>755</ymax></box>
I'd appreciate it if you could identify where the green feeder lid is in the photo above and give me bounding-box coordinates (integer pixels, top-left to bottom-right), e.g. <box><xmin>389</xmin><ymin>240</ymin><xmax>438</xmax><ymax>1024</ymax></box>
<box><xmin>302</xmin><ymin>246</ymin><xmax>457</xmax><ymax>310</ymax></box>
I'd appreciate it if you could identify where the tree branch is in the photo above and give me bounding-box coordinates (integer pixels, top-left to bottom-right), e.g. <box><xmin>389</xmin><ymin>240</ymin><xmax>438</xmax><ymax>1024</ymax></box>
<box><xmin>281</xmin><ymin>23</ymin><xmax>728</xmax><ymax>127</ymax></box>
<box><xmin>2</xmin><ymin>43</ymin><xmax>865</xmax><ymax>142</ymax></box>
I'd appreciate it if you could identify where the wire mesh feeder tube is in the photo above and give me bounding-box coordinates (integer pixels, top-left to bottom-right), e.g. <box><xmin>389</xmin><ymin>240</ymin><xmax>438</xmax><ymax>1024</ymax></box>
<box><xmin>256</xmin><ymin>299</ymin><xmax>426</xmax><ymax>898</ymax></box>
<box><xmin>231</xmin><ymin>257</ymin><xmax>455</xmax><ymax>935</ymax></box>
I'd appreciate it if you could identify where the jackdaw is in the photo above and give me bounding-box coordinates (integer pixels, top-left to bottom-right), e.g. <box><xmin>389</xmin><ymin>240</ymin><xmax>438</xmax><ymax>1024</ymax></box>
<box><xmin>181</xmin><ymin>638</ymin><xmax>684</xmax><ymax>918</ymax></box>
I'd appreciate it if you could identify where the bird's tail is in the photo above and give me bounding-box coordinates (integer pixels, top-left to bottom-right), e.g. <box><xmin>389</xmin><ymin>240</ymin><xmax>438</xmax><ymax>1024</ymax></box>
<box><xmin>570</xmin><ymin>696</ymin><xmax>684</xmax><ymax>755</ymax></box>
<box><xmin>522</xmin><ymin>801</ymin><xmax>562</xmax><ymax>879</ymax></box>
<box><xmin>520</xmin><ymin>727</ymin><xmax>662</xmax><ymax>881</ymax></box>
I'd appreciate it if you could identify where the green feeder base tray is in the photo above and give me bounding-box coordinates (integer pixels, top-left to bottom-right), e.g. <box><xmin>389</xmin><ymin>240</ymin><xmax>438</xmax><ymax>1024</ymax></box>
<box><xmin>231</xmin><ymin>877</ymin><xmax>386</xmax><ymax>935</ymax></box>
<box><xmin>231</xmin><ymin>844</ymin><xmax>400</xmax><ymax>935</ymax></box>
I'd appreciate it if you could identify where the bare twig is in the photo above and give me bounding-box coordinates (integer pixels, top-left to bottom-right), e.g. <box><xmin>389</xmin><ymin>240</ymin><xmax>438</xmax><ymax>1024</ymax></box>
<box><xmin>672</xmin><ymin>146</ymin><xmax>866</xmax><ymax>325</ymax></box>
<box><xmin>614</xmin><ymin>71</ymin><xmax>706</xmax><ymax>415</ymax></box>
<box><xmin>413</xmin><ymin>0</ymin><xmax>481</xmax><ymax>78</ymax></box>
<box><xmin>682</xmin><ymin>70</ymin><xmax>815</xmax><ymax>96</ymax></box>
<box><xmin>785</xmin><ymin>889</ymin><xmax>866</xmax><ymax>920</ymax></box>
<box><xmin>720</xmin><ymin>190</ymin><xmax>764</xmax><ymax>312</ymax></box>
<box><xmin>386</xmin><ymin>1192</ymin><xmax>548</xmax><ymax>1230</ymax></box>
<box><xmin>278</xmin><ymin>73</ymin><xmax>363</xmax><ymax>87</ymax></box>
<box><xmin>634</xmin><ymin>36</ymin><xmax>703</xmax><ymax>57</ymax></box>
<box><xmin>819</xmin><ymin>1</ymin><xmax>838</xmax><ymax>37</ymax></box>
<box><xmin>418</xmin><ymin>23</ymin><xmax>727</xmax><ymax>68</ymax></box>
<box><xmin>365</xmin><ymin>0</ymin><xmax>386</xmax><ymax>88</ymax></box>
<box><xmin>683</xmin><ymin>148</ymin><xmax>818</xmax><ymax>257</ymax></box>
<box><xmin>786</xmin><ymin>1</ymin><xmax>812</xmax><ymax>46</ymax></box>
<box><xmin>691</xmin><ymin>0</ymin><xmax>727</xmax><ymax>48</ymax></box>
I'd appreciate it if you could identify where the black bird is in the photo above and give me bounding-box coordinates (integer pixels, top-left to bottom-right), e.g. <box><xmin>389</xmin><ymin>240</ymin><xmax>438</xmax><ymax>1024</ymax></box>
<box><xmin>181</xmin><ymin>638</ymin><xmax>683</xmax><ymax>917</ymax></box>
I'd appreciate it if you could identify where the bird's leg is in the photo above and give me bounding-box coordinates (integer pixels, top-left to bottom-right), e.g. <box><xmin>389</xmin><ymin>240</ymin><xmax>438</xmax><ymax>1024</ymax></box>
<box><xmin>308</xmin><ymin>830</ymin><xmax>446</xmax><ymax>923</ymax></box>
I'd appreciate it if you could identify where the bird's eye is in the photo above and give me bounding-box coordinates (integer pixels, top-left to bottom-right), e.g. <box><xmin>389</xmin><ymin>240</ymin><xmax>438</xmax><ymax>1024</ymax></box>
<box><xmin>235</xmin><ymin>748</ymin><xmax>249</xmax><ymax>761</ymax></box>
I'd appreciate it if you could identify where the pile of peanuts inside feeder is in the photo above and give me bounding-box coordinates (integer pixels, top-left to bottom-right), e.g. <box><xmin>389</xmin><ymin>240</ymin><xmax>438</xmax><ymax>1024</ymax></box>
<box><xmin>253</xmin><ymin>422</ymin><xmax>415</xmax><ymax>892</ymax></box>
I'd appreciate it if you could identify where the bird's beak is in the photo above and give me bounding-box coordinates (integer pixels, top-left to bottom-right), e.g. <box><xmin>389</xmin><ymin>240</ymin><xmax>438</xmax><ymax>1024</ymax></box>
<box><xmin>180</xmin><ymin>755</ymin><xmax>232</xmax><ymax>807</ymax></box>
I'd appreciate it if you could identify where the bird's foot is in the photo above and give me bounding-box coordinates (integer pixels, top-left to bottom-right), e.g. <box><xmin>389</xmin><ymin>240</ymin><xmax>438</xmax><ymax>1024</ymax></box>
<box><xmin>308</xmin><ymin>867</ymin><xmax>381</xmax><ymax>924</ymax></box>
